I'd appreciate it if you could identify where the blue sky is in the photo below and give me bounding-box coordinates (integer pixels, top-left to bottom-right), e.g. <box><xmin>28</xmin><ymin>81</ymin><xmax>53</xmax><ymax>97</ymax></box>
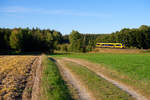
<box><xmin>0</xmin><ymin>0</ymin><xmax>150</xmax><ymax>34</ymax></box>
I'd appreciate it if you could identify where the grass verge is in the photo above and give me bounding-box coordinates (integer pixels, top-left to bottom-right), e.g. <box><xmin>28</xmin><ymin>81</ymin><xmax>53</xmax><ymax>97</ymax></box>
<box><xmin>64</xmin><ymin>60</ymin><xmax>135</xmax><ymax>100</ymax></box>
<box><xmin>40</xmin><ymin>55</ymin><xmax>73</xmax><ymax>100</ymax></box>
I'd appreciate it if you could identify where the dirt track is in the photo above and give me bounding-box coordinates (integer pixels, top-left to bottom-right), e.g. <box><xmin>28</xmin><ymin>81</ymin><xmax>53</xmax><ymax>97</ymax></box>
<box><xmin>63</xmin><ymin>58</ymin><xmax>148</xmax><ymax>100</ymax></box>
<box><xmin>31</xmin><ymin>56</ymin><xmax>42</xmax><ymax>100</ymax></box>
<box><xmin>56</xmin><ymin>59</ymin><xmax>95</xmax><ymax>100</ymax></box>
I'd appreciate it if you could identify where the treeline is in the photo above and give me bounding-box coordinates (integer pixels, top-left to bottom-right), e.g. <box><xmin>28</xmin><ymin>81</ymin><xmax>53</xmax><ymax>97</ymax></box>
<box><xmin>58</xmin><ymin>31</ymin><xmax>101</xmax><ymax>52</ymax></box>
<box><xmin>0</xmin><ymin>25</ymin><xmax>150</xmax><ymax>54</ymax></box>
<box><xmin>60</xmin><ymin>25</ymin><xmax>150</xmax><ymax>52</ymax></box>
<box><xmin>0</xmin><ymin>28</ymin><xmax>62</xmax><ymax>53</ymax></box>
<box><xmin>96</xmin><ymin>25</ymin><xmax>150</xmax><ymax>49</ymax></box>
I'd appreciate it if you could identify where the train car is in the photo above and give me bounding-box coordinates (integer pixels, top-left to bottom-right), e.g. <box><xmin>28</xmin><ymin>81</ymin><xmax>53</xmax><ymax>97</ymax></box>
<box><xmin>96</xmin><ymin>43</ymin><xmax>125</xmax><ymax>48</ymax></box>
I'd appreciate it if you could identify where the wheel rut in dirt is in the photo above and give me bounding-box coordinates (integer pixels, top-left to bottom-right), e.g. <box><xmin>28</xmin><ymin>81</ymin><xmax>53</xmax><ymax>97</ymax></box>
<box><xmin>22</xmin><ymin>56</ymin><xmax>42</xmax><ymax>100</ymax></box>
<box><xmin>30</xmin><ymin>56</ymin><xmax>42</xmax><ymax>100</ymax></box>
<box><xmin>55</xmin><ymin>59</ymin><xmax>94</xmax><ymax>100</ymax></box>
<box><xmin>63</xmin><ymin>58</ymin><xmax>148</xmax><ymax>100</ymax></box>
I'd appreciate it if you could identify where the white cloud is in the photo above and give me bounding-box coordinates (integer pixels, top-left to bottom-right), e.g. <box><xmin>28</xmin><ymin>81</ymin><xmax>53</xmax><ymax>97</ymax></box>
<box><xmin>0</xmin><ymin>6</ymin><xmax>111</xmax><ymax>18</ymax></box>
<box><xmin>0</xmin><ymin>6</ymin><xmax>30</xmax><ymax>13</ymax></box>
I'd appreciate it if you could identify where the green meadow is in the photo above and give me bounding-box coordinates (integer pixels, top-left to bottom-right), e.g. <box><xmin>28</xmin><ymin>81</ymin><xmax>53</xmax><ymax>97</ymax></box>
<box><xmin>51</xmin><ymin>53</ymin><xmax>150</xmax><ymax>97</ymax></box>
<box><xmin>52</xmin><ymin>53</ymin><xmax>150</xmax><ymax>80</ymax></box>
<box><xmin>64</xmin><ymin>61</ymin><xmax>134</xmax><ymax>100</ymax></box>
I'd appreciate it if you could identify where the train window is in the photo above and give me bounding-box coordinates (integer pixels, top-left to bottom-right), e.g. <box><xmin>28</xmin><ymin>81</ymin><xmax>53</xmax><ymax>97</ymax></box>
<box><xmin>109</xmin><ymin>44</ymin><xmax>114</xmax><ymax>46</ymax></box>
<box><xmin>116</xmin><ymin>45</ymin><xmax>121</xmax><ymax>46</ymax></box>
<box><xmin>103</xmin><ymin>44</ymin><xmax>114</xmax><ymax>46</ymax></box>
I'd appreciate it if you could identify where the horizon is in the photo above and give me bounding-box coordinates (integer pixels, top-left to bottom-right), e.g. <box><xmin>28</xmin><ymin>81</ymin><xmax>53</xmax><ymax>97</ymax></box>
<box><xmin>0</xmin><ymin>25</ymin><xmax>147</xmax><ymax>35</ymax></box>
<box><xmin>0</xmin><ymin>0</ymin><xmax>150</xmax><ymax>34</ymax></box>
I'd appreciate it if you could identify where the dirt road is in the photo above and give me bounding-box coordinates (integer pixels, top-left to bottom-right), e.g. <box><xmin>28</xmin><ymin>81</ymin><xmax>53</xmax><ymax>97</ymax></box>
<box><xmin>63</xmin><ymin>58</ymin><xmax>148</xmax><ymax>100</ymax></box>
<box><xmin>56</xmin><ymin>59</ymin><xmax>95</xmax><ymax>100</ymax></box>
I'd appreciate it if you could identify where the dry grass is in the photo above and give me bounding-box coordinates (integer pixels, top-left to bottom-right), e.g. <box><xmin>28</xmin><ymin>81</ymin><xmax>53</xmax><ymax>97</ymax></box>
<box><xmin>91</xmin><ymin>48</ymin><xmax>142</xmax><ymax>54</ymax></box>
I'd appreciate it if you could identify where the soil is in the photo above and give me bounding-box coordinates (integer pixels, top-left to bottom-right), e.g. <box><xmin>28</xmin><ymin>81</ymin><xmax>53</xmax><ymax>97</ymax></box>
<box><xmin>63</xmin><ymin>58</ymin><xmax>148</xmax><ymax>100</ymax></box>
<box><xmin>31</xmin><ymin>56</ymin><xmax>42</xmax><ymax>100</ymax></box>
<box><xmin>0</xmin><ymin>56</ymin><xmax>42</xmax><ymax>100</ymax></box>
<box><xmin>22</xmin><ymin>56</ymin><xmax>42</xmax><ymax>100</ymax></box>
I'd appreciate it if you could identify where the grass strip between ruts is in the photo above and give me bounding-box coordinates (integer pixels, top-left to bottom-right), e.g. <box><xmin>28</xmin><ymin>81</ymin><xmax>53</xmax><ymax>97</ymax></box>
<box><xmin>40</xmin><ymin>55</ymin><xmax>73</xmax><ymax>100</ymax></box>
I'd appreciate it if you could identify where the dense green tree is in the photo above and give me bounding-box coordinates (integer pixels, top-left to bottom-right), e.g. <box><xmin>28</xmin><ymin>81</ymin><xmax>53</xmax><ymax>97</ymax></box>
<box><xmin>9</xmin><ymin>29</ymin><xmax>22</xmax><ymax>51</ymax></box>
<box><xmin>139</xmin><ymin>25</ymin><xmax>150</xmax><ymax>49</ymax></box>
<box><xmin>0</xmin><ymin>28</ymin><xmax>11</xmax><ymax>51</ymax></box>
<box><xmin>52</xmin><ymin>31</ymin><xmax>62</xmax><ymax>49</ymax></box>
<box><xmin>69</xmin><ymin>30</ymin><xmax>83</xmax><ymax>52</ymax></box>
<box><xmin>95</xmin><ymin>25</ymin><xmax>150</xmax><ymax>49</ymax></box>
<box><xmin>0</xmin><ymin>27</ymin><xmax>62</xmax><ymax>53</ymax></box>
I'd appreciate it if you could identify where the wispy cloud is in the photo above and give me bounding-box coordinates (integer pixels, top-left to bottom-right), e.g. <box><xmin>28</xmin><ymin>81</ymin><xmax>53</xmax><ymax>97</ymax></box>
<box><xmin>0</xmin><ymin>6</ymin><xmax>30</xmax><ymax>13</ymax></box>
<box><xmin>0</xmin><ymin>6</ymin><xmax>111</xmax><ymax>18</ymax></box>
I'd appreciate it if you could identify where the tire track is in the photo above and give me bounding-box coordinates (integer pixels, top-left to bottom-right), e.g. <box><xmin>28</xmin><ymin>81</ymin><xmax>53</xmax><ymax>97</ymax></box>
<box><xmin>55</xmin><ymin>59</ymin><xmax>95</xmax><ymax>100</ymax></box>
<box><xmin>31</xmin><ymin>56</ymin><xmax>42</xmax><ymax>100</ymax></box>
<box><xmin>63</xmin><ymin>58</ymin><xmax>148</xmax><ymax>100</ymax></box>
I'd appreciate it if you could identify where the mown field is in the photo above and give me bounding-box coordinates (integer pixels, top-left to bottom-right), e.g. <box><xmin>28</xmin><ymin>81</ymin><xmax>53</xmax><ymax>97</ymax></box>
<box><xmin>51</xmin><ymin>53</ymin><xmax>150</xmax><ymax>98</ymax></box>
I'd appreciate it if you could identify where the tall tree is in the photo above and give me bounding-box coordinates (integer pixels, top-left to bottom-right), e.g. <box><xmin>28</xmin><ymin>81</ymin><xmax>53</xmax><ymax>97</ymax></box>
<box><xmin>52</xmin><ymin>31</ymin><xmax>62</xmax><ymax>49</ymax></box>
<box><xmin>0</xmin><ymin>28</ymin><xmax>11</xmax><ymax>51</ymax></box>
<box><xmin>69</xmin><ymin>30</ymin><xmax>83</xmax><ymax>52</ymax></box>
<box><xmin>9</xmin><ymin>28</ymin><xmax>22</xmax><ymax>51</ymax></box>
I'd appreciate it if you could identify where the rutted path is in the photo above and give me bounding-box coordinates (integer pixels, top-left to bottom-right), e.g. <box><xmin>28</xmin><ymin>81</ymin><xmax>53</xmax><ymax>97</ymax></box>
<box><xmin>55</xmin><ymin>59</ymin><xmax>95</xmax><ymax>100</ymax></box>
<box><xmin>31</xmin><ymin>56</ymin><xmax>42</xmax><ymax>100</ymax></box>
<box><xmin>63</xmin><ymin>58</ymin><xmax>148</xmax><ymax>100</ymax></box>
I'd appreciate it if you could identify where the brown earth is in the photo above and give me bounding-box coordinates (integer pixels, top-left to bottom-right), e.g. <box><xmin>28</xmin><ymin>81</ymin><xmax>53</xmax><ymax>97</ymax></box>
<box><xmin>22</xmin><ymin>56</ymin><xmax>42</xmax><ymax>100</ymax></box>
<box><xmin>31</xmin><ymin>56</ymin><xmax>42</xmax><ymax>100</ymax></box>
<box><xmin>0</xmin><ymin>56</ymin><xmax>42</xmax><ymax>100</ymax></box>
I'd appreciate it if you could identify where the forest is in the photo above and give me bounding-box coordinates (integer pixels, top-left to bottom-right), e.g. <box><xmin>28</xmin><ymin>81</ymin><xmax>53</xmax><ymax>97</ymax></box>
<box><xmin>0</xmin><ymin>28</ymin><xmax>62</xmax><ymax>54</ymax></box>
<box><xmin>0</xmin><ymin>25</ymin><xmax>150</xmax><ymax>54</ymax></box>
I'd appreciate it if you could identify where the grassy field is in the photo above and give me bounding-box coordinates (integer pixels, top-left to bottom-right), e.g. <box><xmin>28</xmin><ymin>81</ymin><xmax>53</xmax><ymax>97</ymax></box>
<box><xmin>1</xmin><ymin>53</ymin><xmax>149</xmax><ymax>99</ymax></box>
<box><xmin>41</xmin><ymin>55</ymin><xmax>73</xmax><ymax>100</ymax></box>
<box><xmin>63</xmin><ymin>60</ymin><xmax>134</xmax><ymax>100</ymax></box>
<box><xmin>51</xmin><ymin>53</ymin><xmax>150</xmax><ymax>97</ymax></box>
